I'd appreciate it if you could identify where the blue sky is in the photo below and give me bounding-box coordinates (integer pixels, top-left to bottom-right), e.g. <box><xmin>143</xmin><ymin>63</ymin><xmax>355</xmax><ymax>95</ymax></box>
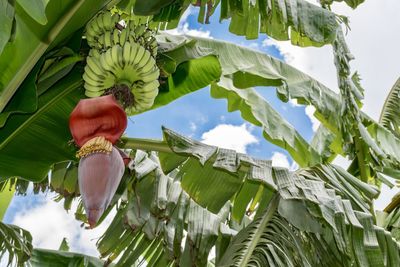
<box><xmin>4</xmin><ymin>0</ymin><xmax>400</xmax><ymax>259</ymax></box>
<box><xmin>126</xmin><ymin>6</ymin><xmax>314</xmax><ymax>158</ymax></box>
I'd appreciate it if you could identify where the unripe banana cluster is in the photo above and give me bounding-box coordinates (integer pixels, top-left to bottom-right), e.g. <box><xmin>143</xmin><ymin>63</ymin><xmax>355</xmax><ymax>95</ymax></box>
<box><xmin>83</xmin><ymin>11</ymin><xmax>160</xmax><ymax>114</ymax></box>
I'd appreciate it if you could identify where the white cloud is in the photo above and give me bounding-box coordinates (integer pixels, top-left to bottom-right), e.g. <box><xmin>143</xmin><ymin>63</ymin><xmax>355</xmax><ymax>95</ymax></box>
<box><xmin>305</xmin><ymin>105</ymin><xmax>320</xmax><ymax>132</ymax></box>
<box><xmin>201</xmin><ymin>123</ymin><xmax>258</xmax><ymax>153</ymax></box>
<box><xmin>271</xmin><ymin>152</ymin><xmax>298</xmax><ymax>171</ymax></box>
<box><xmin>12</xmin><ymin>194</ymin><xmax>114</xmax><ymax>256</ymax></box>
<box><xmin>166</xmin><ymin>22</ymin><xmax>213</xmax><ymax>39</ymax></box>
<box><xmin>164</xmin><ymin>5</ymin><xmax>212</xmax><ymax>38</ymax></box>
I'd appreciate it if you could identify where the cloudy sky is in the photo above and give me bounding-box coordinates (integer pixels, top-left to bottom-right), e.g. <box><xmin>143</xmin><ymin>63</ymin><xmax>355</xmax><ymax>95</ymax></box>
<box><xmin>3</xmin><ymin>0</ymin><xmax>400</xmax><ymax>259</ymax></box>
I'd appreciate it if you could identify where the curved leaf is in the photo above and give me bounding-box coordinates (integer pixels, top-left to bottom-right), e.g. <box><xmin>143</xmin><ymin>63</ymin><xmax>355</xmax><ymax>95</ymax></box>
<box><xmin>152</xmin><ymin>36</ymin><xmax>222</xmax><ymax>110</ymax></box>
<box><xmin>0</xmin><ymin>67</ymin><xmax>83</xmax><ymax>182</ymax></box>
<box><xmin>121</xmin><ymin>127</ymin><xmax>399</xmax><ymax>267</ymax></box>
<box><xmin>0</xmin><ymin>0</ymin><xmax>114</xmax><ymax>112</ymax></box>
<box><xmin>0</xmin><ymin>181</ymin><xmax>14</xmax><ymax>220</ymax></box>
<box><xmin>17</xmin><ymin>0</ymin><xmax>49</xmax><ymax>25</ymax></box>
<box><xmin>0</xmin><ymin>56</ymin><xmax>40</xmax><ymax>128</ymax></box>
<box><xmin>211</xmin><ymin>77</ymin><xmax>321</xmax><ymax>167</ymax></box>
<box><xmin>159</xmin><ymin>34</ymin><xmax>400</xmax><ymax>178</ymax></box>
<box><xmin>153</xmin><ymin>55</ymin><xmax>221</xmax><ymax>110</ymax></box>
<box><xmin>96</xmin><ymin>150</ymin><xmax>232</xmax><ymax>266</ymax></box>
<box><xmin>158</xmin><ymin>33</ymin><xmax>331</xmax><ymax>166</ymax></box>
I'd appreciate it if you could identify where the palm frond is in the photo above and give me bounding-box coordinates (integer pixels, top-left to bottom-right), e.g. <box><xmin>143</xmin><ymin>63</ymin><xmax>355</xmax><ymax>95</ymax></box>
<box><xmin>0</xmin><ymin>222</ymin><xmax>32</xmax><ymax>266</ymax></box>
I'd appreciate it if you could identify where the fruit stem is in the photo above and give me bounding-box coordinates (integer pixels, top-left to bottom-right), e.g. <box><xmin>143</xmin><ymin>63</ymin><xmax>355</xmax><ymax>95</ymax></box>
<box><xmin>119</xmin><ymin>137</ymin><xmax>172</xmax><ymax>153</ymax></box>
<box><xmin>105</xmin><ymin>84</ymin><xmax>134</xmax><ymax>108</ymax></box>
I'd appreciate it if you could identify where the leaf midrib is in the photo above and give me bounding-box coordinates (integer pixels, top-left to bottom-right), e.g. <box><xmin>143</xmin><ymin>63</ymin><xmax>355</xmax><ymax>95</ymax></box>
<box><xmin>0</xmin><ymin>77</ymin><xmax>82</xmax><ymax>150</ymax></box>
<box><xmin>237</xmin><ymin>194</ymin><xmax>280</xmax><ymax>266</ymax></box>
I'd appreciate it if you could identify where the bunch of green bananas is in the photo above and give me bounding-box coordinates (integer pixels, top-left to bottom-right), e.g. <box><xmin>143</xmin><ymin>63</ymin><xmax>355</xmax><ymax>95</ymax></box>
<box><xmin>83</xmin><ymin>11</ymin><xmax>160</xmax><ymax>114</ymax></box>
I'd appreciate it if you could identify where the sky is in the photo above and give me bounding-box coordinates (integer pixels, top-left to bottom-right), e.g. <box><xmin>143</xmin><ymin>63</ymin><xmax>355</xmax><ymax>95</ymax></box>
<box><xmin>2</xmin><ymin>0</ymin><xmax>400</xmax><ymax>261</ymax></box>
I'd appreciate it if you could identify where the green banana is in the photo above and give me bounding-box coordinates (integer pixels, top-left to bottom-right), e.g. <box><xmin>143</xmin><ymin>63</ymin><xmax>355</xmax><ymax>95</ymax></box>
<box><xmin>132</xmin><ymin>45</ymin><xmax>145</xmax><ymax>66</ymax></box>
<box><xmin>85</xmin><ymin>12</ymin><xmax>121</xmax><ymax>50</ymax></box>
<box><xmin>83</xmin><ymin>10</ymin><xmax>160</xmax><ymax>114</ymax></box>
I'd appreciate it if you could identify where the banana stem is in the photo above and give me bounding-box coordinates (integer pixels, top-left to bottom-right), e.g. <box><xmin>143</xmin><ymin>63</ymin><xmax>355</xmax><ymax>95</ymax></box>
<box><xmin>119</xmin><ymin>137</ymin><xmax>172</xmax><ymax>154</ymax></box>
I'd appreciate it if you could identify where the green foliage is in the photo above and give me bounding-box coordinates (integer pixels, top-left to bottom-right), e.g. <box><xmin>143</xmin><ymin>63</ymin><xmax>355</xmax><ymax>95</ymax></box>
<box><xmin>0</xmin><ymin>0</ymin><xmax>15</xmax><ymax>56</ymax></box>
<box><xmin>320</xmin><ymin>0</ymin><xmax>366</xmax><ymax>9</ymax></box>
<box><xmin>29</xmin><ymin>248</ymin><xmax>111</xmax><ymax>267</ymax></box>
<box><xmin>129</xmin><ymin>0</ymin><xmax>340</xmax><ymax>45</ymax></box>
<box><xmin>0</xmin><ymin>68</ymin><xmax>82</xmax><ymax>182</ymax></box>
<box><xmin>0</xmin><ymin>222</ymin><xmax>33</xmax><ymax>266</ymax></box>
<box><xmin>0</xmin><ymin>0</ymin><xmax>399</xmax><ymax>266</ymax></box>
<box><xmin>0</xmin><ymin>0</ymin><xmax>116</xmax><ymax>113</ymax></box>
<box><xmin>380</xmin><ymin>77</ymin><xmax>400</xmax><ymax>138</ymax></box>
<box><xmin>114</xmin><ymin>127</ymin><xmax>398</xmax><ymax>266</ymax></box>
<box><xmin>0</xmin><ymin>181</ymin><xmax>15</xmax><ymax>220</ymax></box>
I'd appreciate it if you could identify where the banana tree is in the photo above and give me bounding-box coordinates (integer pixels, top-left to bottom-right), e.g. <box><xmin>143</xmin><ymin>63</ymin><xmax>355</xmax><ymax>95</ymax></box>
<box><xmin>2</xmin><ymin>0</ymin><xmax>400</xmax><ymax>266</ymax></box>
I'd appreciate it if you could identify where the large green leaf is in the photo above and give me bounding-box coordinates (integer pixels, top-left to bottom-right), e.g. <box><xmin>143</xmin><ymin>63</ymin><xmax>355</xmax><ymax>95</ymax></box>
<box><xmin>0</xmin><ymin>0</ymin><xmax>115</xmax><ymax>113</ymax></box>
<box><xmin>218</xmin><ymin>214</ymin><xmax>331</xmax><ymax>267</ymax></box>
<box><xmin>158</xmin><ymin>34</ymin><xmax>400</xmax><ymax>181</ymax></box>
<box><xmin>9</xmin><ymin>127</ymin><xmax>398</xmax><ymax>266</ymax></box>
<box><xmin>175</xmin><ymin>34</ymin><xmax>341</xmax><ymax>132</ymax></box>
<box><xmin>153</xmin><ymin>37</ymin><xmax>222</xmax><ymax>110</ymax></box>
<box><xmin>95</xmin><ymin>150</ymin><xmax>233</xmax><ymax>266</ymax></box>
<box><xmin>0</xmin><ymin>181</ymin><xmax>15</xmax><ymax>220</ymax></box>
<box><xmin>0</xmin><ymin>67</ymin><xmax>83</xmax><ymax>182</ymax></box>
<box><xmin>211</xmin><ymin>77</ymin><xmax>321</xmax><ymax>167</ymax></box>
<box><xmin>0</xmin><ymin>58</ymin><xmax>41</xmax><ymax>128</ymax></box>
<box><xmin>119</xmin><ymin>127</ymin><xmax>400</xmax><ymax>266</ymax></box>
<box><xmin>17</xmin><ymin>0</ymin><xmax>49</xmax><ymax>25</ymax></box>
<box><xmin>157</xmin><ymin>33</ymin><xmax>337</xmax><ymax>166</ymax></box>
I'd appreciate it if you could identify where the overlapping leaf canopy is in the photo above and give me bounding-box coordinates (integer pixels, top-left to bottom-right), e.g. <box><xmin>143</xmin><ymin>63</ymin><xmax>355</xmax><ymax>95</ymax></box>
<box><xmin>11</xmin><ymin>127</ymin><xmax>398</xmax><ymax>266</ymax></box>
<box><xmin>1</xmin><ymin>0</ymin><xmax>399</xmax><ymax>266</ymax></box>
